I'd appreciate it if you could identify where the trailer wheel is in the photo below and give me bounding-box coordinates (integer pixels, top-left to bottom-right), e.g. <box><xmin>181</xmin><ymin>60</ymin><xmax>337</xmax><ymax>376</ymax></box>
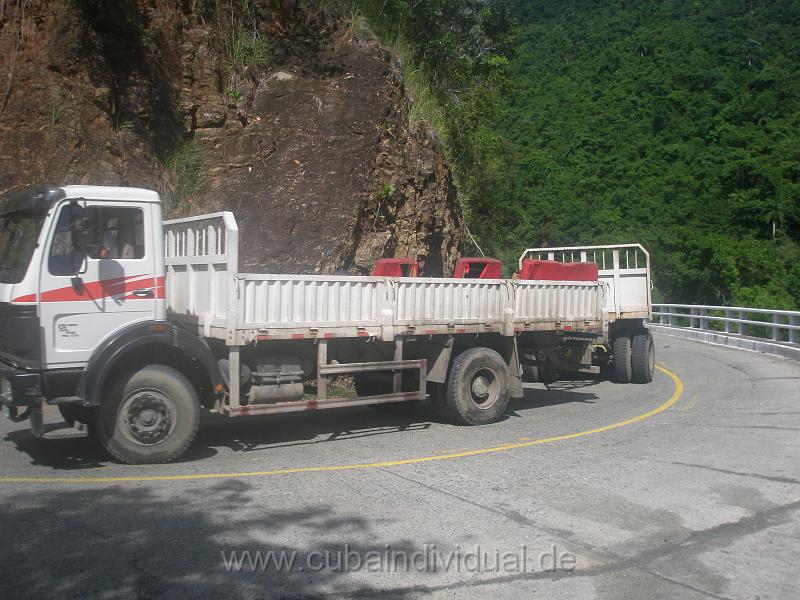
<box><xmin>95</xmin><ymin>365</ymin><xmax>199</xmax><ymax>464</ymax></box>
<box><xmin>631</xmin><ymin>330</ymin><xmax>655</xmax><ymax>384</ymax></box>
<box><xmin>612</xmin><ymin>336</ymin><xmax>633</xmax><ymax>383</ymax></box>
<box><xmin>446</xmin><ymin>348</ymin><xmax>510</xmax><ymax>425</ymax></box>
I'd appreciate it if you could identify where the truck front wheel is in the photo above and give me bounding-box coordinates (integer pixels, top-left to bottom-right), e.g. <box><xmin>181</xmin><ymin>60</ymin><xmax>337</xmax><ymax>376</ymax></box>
<box><xmin>96</xmin><ymin>365</ymin><xmax>199</xmax><ymax>464</ymax></box>
<box><xmin>446</xmin><ymin>348</ymin><xmax>510</xmax><ymax>425</ymax></box>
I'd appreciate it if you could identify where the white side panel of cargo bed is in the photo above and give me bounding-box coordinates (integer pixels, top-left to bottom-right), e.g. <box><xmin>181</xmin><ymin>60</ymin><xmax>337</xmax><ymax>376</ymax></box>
<box><xmin>238</xmin><ymin>275</ymin><xmax>386</xmax><ymax>330</ymax></box>
<box><xmin>164</xmin><ymin>212</ymin><xmax>238</xmax><ymax>340</ymax></box>
<box><xmin>393</xmin><ymin>278</ymin><xmax>506</xmax><ymax>326</ymax></box>
<box><xmin>513</xmin><ymin>281</ymin><xmax>603</xmax><ymax>323</ymax></box>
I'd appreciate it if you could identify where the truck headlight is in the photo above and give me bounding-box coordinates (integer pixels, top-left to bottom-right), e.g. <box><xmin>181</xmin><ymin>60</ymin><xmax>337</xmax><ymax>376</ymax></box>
<box><xmin>0</xmin><ymin>378</ymin><xmax>10</xmax><ymax>399</ymax></box>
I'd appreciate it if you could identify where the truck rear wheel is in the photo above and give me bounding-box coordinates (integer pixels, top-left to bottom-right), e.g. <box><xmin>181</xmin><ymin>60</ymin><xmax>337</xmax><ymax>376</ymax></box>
<box><xmin>631</xmin><ymin>330</ymin><xmax>655</xmax><ymax>383</ymax></box>
<box><xmin>613</xmin><ymin>336</ymin><xmax>633</xmax><ymax>383</ymax></box>
<box><xmin>95</xmin><ymin>365</ymin><xmax>199</xmax><ymax>464</ymax></box>
<box><xmin>446</xmin><ymin>348</ymin><xmax>510</xmax><ymax>425</ymax></box>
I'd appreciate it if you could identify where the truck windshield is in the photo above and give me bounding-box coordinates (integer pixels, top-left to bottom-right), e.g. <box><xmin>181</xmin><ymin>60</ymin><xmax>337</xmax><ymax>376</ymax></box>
<box><xmin>0</xmin><ymin>212</ymin><xmax>44</xmax><ymax>284</ymax></box>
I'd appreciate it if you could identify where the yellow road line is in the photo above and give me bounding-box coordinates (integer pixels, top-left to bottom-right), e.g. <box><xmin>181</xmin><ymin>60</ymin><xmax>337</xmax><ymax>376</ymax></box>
<box><xmin>0</xmin><ymin>365</ymin><xmax>683</xmax><ymax>485</ymax></box>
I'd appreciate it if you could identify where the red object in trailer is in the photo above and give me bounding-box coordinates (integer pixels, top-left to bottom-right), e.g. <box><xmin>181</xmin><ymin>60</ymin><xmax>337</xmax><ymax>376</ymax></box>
<box><xmin>453</xmin><ymin>257</ymin><xmax>503</xmax><ymax>279</ymax></box>
<box><xmin>519</xmin><ymin>259</ymin><xmax>598</xmax><ymax>281</ymax></box>
<box><xmin>372</xmin><ymin>258</ymin><xmax>420</xmax><ymax>277</ymax></box>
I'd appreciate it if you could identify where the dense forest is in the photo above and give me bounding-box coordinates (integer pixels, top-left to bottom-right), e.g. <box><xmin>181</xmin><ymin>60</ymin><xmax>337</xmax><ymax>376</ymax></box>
<box><xmin>356</xmin><ymin>0</ymin><xmax>800</xmax><ymax>307</ymax></box>
<box><xmin>6</xmin><ymin>0</ymin><xmax>795</xmax><ymax>305</ymax></box>
<box><xmin>472</xmin><ymin>0</ymin><xmax>800</xmax><ymax>307</ymax></box>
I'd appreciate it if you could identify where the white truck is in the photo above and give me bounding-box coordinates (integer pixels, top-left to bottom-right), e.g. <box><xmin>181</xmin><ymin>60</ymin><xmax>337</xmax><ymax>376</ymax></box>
<box><xmin>0</xmin><ymin>186</ymin><xmax>654</xmax><ymax>463</ymax></box>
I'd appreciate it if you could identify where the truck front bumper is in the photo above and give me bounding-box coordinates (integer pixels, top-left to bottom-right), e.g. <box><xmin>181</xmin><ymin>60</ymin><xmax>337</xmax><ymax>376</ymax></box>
<box><xmin>0</xmin><ymin>360</ymin><xmax>42</xmax><ymax>417</ymax></box>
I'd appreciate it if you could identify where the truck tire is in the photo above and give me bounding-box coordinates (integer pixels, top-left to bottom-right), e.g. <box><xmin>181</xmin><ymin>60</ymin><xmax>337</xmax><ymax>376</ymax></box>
<box><xmin>355</xmin><ymin>375</ymin><xmax>421</xmax><ymax>412</ymax></box>
<box><xmin>631</xmin><ymin>330</ymin><xmax>655</xmax><ymax>384</ymax></box>
<box><xmin>445</xmin><ymin>348</ymin><xmax>510</xmax><ymax>425</ymax></box>
<box><xmin>95</xmin><ymin>365</ymin><xmax>199</xmax><ymax>464</ymax></box>
<box><xmin>613</xmin><ymin>336</ymin><xmax>633</xmax><ymax>383</ymax></box>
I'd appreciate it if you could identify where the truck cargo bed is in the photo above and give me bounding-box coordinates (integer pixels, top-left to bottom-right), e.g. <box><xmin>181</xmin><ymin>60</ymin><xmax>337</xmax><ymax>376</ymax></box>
<box><xmin>164</xmin><ymin>213</ymin><xmax>605</xmax><ymax>343</ymax></box>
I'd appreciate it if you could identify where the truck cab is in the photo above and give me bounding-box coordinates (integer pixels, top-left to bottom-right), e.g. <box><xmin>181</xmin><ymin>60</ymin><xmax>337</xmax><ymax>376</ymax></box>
<box><xmin>0</xmin><ymin>187</ymin><xmax>205</xmax><ymax>441</ymax></box>
<box><xmin>0</xmin><ymin>186</ymin><xmax>164</xmax><ymax>368</ymax></box>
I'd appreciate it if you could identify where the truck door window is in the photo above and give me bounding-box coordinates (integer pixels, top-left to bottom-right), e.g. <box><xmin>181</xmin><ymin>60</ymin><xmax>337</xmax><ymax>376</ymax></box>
<box><xmin>49</xmin><ymin>206</ymin><xmax>146</xmax><ymax>276</ymax></box>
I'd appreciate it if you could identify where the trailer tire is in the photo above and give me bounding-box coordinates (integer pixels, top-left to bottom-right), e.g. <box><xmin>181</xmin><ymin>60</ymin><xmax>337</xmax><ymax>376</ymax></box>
<box><xmin>446</xmin><ymin>348</ymin><xmax>510</xmax><ymax>425</ymax></box>
<box><xmin>95</xmin><ymin>365</ymin><xmax>199</xmax><ymax>464</ymax></box>
<box><xmin>631</xmin><ymin>330</ymin><xmax>655</xmax><ymax>384</ymax></box>
<box><xmin>613</xmin><ymin>336</ymin><xmax>633</xmax><ymax>383</ymax></box>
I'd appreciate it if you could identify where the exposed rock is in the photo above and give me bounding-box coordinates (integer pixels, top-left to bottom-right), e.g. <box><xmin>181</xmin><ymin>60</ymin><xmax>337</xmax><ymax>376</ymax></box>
<box><xmin>271</xmin><ymin>71</ymin><xmax>295</xmax><ymax>81</ymax></box>
<box><xmin>0</xmin><ymin>0</ymin><xmax>463</xmax><ymax>275</ymax></box>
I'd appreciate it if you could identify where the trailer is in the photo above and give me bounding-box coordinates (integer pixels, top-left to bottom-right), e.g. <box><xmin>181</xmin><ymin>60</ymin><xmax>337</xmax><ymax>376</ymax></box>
<box><xmin>0</xmin><ymin>186</ymin><xmax>652</xmax><ymax>464</ymax></box>
<box><xmin>519</xmin><ymin>245</ymin><xmax>655</xmax><ymax>383</ymax></box>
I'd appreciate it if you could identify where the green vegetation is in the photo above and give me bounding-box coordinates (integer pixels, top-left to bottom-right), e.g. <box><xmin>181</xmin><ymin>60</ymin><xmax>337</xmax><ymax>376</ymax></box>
<box><xmin>166</xmin><ymin>142</ymin><xmax>207</xmax><ymax>212</ymax></box>
<box><xmin>383</xmin><ymin>37</ymin><xmax>448</xmax><ymax>134</ymax></box>
<box><xmin>298</xmin><ymin>1</ymin><xmax>799</xmax><ymax>308</ymax></box>
<box><xmin>226</xmin><ymin>88</ymin><xmax>243</xmax><ymax>102</ymax></box>
<box><xmin>223</xmin><ymin>27</ymin><xmax>273</xmax><ymax>76</ymax></box>
<box><xmin>474</xmin><ymin>0</ymin><xmax>800</xmax><ymax>307</ymax></box>
<box><xmin>378</xmin><ymin>183</ymin><xmax>394</xmax><ymax>201</ymax></box>
<box><xmin>353</xmin><ymin>1</ymin><xmax>517</xmax><ymax>168</ymax></box>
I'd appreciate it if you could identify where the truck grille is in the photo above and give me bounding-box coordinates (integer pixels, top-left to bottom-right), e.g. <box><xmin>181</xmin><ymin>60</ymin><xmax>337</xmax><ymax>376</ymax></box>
<box><xmin>0</xmin><ymin>302</ymin><xmax>40</xmax><ymax>364</ymax></box>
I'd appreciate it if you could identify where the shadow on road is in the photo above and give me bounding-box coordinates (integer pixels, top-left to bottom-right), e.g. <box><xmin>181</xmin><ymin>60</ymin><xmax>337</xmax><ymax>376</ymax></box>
<box><xmin>0</xmin><ymin>483</ymin><xmax>426</xmax><ymax>599</ymax></box>
<box><xmin>3</xmin><ymin>380</ymin><xmax>603</xmax><ymax>470</ymax></box>
<box><xmin>509</xmin><ymin>385</ymin><xmax>598</xmax><ymax>418</ymax></box>
<box><xmin>191</xmin><ymin>406</ymin><xmax>434</xmax><ymax>458</ymax></box>
<box><xmin>2</xmin><ymin>406</ymin><xmax>436</xmax><ymax>471</ymax></box>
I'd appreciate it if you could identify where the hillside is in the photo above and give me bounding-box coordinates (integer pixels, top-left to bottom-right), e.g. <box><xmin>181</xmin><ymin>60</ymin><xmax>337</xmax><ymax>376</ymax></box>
<box><xmin>0</xmin><ymin>1</ymin><xmax>463</xmax><ymax>274</ymax></box>
<box><xmin>476</xmin><ymin>0</ymin><xmax>800</xmax><ymax>307</ymax></box>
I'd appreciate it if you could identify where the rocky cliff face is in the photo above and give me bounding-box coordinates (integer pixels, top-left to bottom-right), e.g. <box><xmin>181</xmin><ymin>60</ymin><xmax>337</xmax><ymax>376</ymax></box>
<box><xmin>0</xmin><ymin>0</ymin><xmax>463</xmax><ymax>274</ymax></box>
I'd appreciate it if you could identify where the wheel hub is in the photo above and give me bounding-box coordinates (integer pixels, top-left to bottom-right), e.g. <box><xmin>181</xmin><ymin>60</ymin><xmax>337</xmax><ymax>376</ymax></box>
<box><xmin>124</xmin><ymin>393</ymin><xmax>171</xmax><ymax>445</ymax></box>
<box><xmin>469</xmin><ymin>368</ymin><xmax>498</xmax><ymax>407</ymax></box>
<box><xmin>471</xmin><ymin>376</ymin><xmax>490</xmax><ymax>398</ymax></box>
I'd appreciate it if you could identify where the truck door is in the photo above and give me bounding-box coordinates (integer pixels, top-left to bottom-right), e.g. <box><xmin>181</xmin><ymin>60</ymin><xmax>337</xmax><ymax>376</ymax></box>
<box><xmin>38</xmin><ymin>200</ymin><xmax>159</xmax><ymax>368</ymax></box>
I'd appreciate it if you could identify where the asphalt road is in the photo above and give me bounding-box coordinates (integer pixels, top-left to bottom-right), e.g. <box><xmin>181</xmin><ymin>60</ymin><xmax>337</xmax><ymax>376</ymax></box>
<box><xmin>1</xmin><ymin>334</ymin><xmax>798</xmax><ymax>599</ymax></box>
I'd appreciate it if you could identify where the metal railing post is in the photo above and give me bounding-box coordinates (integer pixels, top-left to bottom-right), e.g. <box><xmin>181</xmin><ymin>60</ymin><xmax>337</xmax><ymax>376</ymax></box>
<box><xmin>738</xmin><ymin>311</ymin><xmax>745</xmax><ymax>336</ymax></box>
<box><xmin>791</xmin><ymin>316</ymin><xmax>799</xmax><ymax>344</ymax></box>
<box><xmin>773</xmin><ymin>313</ymin><xmax>781</xmax><ymax>342</ymax></box>
<box><xmin>700</xmin><ymin>308</ymin><xmax>708</xmax><ymax>330</ymax></box>
<box><xmin>725</xmin><ymin>309</ymin><xmax>734</xmax><ymax>334</ymax></box>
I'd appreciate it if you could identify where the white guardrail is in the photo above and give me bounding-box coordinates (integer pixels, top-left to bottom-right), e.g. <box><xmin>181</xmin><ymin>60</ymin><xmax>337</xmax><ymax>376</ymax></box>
<box><xmin>652</xmin><ymin>304</ymin><xmax>800</xmax><ymax>345</ymax></box>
